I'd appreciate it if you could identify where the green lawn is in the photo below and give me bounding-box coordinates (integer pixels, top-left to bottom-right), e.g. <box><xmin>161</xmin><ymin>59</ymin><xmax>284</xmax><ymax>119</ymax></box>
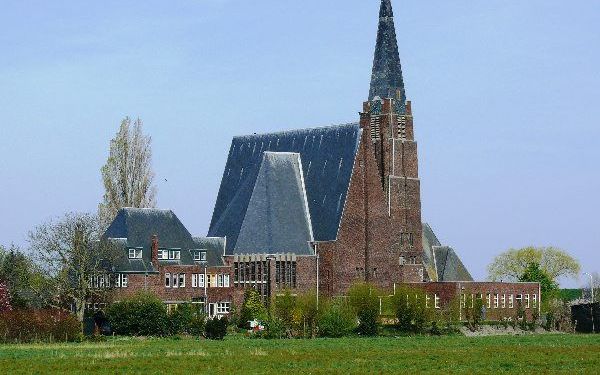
<box><xmin>0</xmin><ymin>334</ymin><xmax>598</xmax><ymax>374</ymax></box>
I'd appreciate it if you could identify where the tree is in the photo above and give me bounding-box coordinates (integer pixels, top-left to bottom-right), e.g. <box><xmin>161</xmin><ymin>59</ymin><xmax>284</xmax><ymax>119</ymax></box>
<box><xmin>487</xmin><ymin>247</ymin><xmax>580</xmax><ymax>283</ymax></box>
<box><xmin>0</xmin><ymin>280</ymin><xmax>11</xmax><ymax>312</ymax></box>
<box><xmin>0</xmin><ymin>244</ymin><xmax>53</xmax><ymax>309</ymax></box>
<box><xmin>238</xmin><ymin>289</ymin><xmax>267</xmax><ymax>328</ymax></box>
<box><xmin>519</xmin><ymin>263</ymin><xmax>558</xmax><ymax>298</ymax></box>
<box><xmin>28</xmin><ymin>212</ymin><xmax>121</xmax><ymax>322</ymax></box>
<box><xmin>348</xmin><ymin>283</ymin><xmax>380</xmax><ymax>336</ymax></box>
<box><xmin>98</xmin><ymin>117</ymin><xmax>157</xmax><ymax>228</ymax></box>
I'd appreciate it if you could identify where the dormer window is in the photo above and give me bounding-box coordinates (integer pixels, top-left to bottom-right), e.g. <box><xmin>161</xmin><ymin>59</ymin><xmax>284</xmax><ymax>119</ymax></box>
<box><xmin>193</xmin><ymin>250</ymin><xmax>207</xmax><ymax>262</ymax></box>
<box><xmin>128</xmin><ymin>248</ymin><xmax>143</xmax><ymax>259</ymax></box>
<box><xmin>158</xmin><ymin>249</ymin><xmax>181</xmax><ymax>260</ymax></box>
<box><xmin>168</xmin><ymin>250</ymin><xmax>181</xmax><ymax>260</ymax></box>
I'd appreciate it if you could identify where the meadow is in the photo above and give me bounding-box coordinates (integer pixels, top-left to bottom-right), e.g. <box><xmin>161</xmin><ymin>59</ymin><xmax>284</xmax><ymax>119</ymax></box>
<box><xmin>0</xmin><ymin>334</ymin><xmax>598</xmax><ymax>374</ymax></box>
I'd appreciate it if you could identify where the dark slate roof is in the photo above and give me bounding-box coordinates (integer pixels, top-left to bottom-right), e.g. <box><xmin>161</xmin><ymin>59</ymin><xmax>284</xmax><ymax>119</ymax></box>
<box><xmin>369</xmin><ymin>0</ymin><xmax>407</xmax><ymax>112</ymax></box>
<box><xmin>234</xmin><ymin>152</ymin><xmax>313</xmax><ymax>255</ymax></box>
<box><xmin>422</xmin><ymin>223</ymin><xmax>473</xmax><ymax>282</ymax></box>
<box><xmin>208</xmin><ymin>123</ymin><xmax>361</xmax><ymax>254</ymax></box>
<box><xmin>103</xmin><ymin>208</ymin><xmax>225</xmax><ymax>271</ymax></box>
<box><xmin>422</xmin><ymin>223</ymin><xmax>442</xmax><ymax>280</ymax></box>
<box><xmin>434</xmin><ymin>246</ymin><xmax>473</xmax><ymax>282</ymax></box>
<box><xmin>192</xmin><ymin>237</ymin><xmax>226</xmax><ymax>267</ymax></box>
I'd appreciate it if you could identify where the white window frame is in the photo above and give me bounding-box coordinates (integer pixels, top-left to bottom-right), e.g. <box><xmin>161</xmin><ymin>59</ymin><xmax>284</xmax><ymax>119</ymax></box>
<box><xmin>179</xmin><ymin>274</ymin><xmax>186</xmax><ymax>288</ymax></box>
<box><xmin>223</xmin><ymin>274</ymin><xmax>230</xmax><ymax>288</ymax></box>
<box><xmin>173</xmin><ymin>273</ymin><xmax>179</xmax><ymax>288</ymax></box>
<box><xmin>121</xmin><ymin>274</ymin><xmax>128</xmax><ymax>288</ymax></box>
<box><xmin>501</xmin><ymin>294</ymin><xmax>506</xmax><ymax>309</ymax></box>
<box><xmin>165</xmin><ymin>273</ymin><xmax>171</xmax><ymax>288</ymax></box>
<box><xmin>493</xmin><ymin>294</ymin><xmax>499</xmax><ymax>309</ymax></box>
<box><xmin>128</xmin><ymin>248</ymin><xmax>142</xmax><ymax>259</ymax></box>
<box><xmin>198</xmin><ymin>274</ymin><xmax>205</xmax><ymax>288</ymax></box>
<box><xmin>486</xmin><ymin>293</ymin><xmax>491</xmax><ymax>309</ymax></box>
<box><xmin>525</xmin><ymin>294</ymin><xmax>530</xmax><ymax>309</ymax></box>
<box><xmin>168</xmin><ymin>250</ymin><xmax>181</xmax><ymax>260</ymax></box>
<box><xmin>434</xmin><ymin>294</ymin><xmax>440</xmax><ymax>309</ymax></box>
<box><xmin>509</xmin><ymin>294</ymin><xmax>514</xmax><ymax>309</ymax></box>
<box><xmin>218</xmin><ymin>274</ymin><xmax>224</xmax><ymax>288</ymax></box>
<box><xmin>158</xmin><ymin>249</ymin><xmax>168</xmax><ymax>260</ymax></box>
<box><xmin>216</xmin><ymin>302</ymin><xmax>230</xmax><ymax>315</ymax></box>
<box><xmin>192</xmin><ymin>274</ymin><xmax>197</xmax><ymax>288</ymax></box>
<box><xmin>532</xmin><ymin>294</ymin><xmax>538</xmax><ymax>309</ymax></box>
<box><xmin>425</xmin><ymin>294</ymin><xmax>431</xmax><ymax>308</ymax></box>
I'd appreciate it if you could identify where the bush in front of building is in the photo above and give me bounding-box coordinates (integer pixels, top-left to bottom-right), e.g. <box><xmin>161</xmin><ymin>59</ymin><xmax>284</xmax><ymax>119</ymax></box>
<box><xmin>238</xmin><ymin>289</ymin><xmax>268</xmax><ymax>329</ymax></box>
<box><xmin>168</xmin><ymin>303</ymin><xmax>206</xmax><ymax>336</ymax></box>
<box><xmin>0</xmin><ymin>309</ymin><xmax>80</xmax><ymax>343</ymax></box>
<box><xmin>106</xmin><ymin>292</ymin><xmax>169</xmax><ymax>336</ymax></box>
<box><xmin>317</xmin><ymin>300</ymin><xmax>356</xmax><ymax>338</ymax></box>
<box><xmin>391</xmin><ymin>286</ymin><xmax>434</xmax><ymax>334</ymax></box>
<box><xmin>348</xmin><ymin>283</ymin><xmax>381</xmax><ymax>336</ymax></box>
<box><xmin>204</xmin><ymin>316</ymin><xmax>228</xmax><ymax>340</ymax></box>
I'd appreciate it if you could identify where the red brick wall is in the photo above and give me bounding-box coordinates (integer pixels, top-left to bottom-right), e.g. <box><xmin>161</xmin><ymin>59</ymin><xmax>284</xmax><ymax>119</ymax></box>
<box><xmin>398</xmin><ymin>282</ymin><xmax>541</xmax><ymax>320</ymax></box>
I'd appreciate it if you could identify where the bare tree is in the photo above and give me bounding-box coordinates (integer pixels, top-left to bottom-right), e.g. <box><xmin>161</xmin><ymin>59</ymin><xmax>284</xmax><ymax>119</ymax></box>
<box><xmin>99</xmin><ymin>117</ymin><xmax>157</xmax><ymax>228</ymax></box>
<box><xmin>28</xmin><ymin>212</ymin><xmax>121</xmax><ymax>322</ymax></box>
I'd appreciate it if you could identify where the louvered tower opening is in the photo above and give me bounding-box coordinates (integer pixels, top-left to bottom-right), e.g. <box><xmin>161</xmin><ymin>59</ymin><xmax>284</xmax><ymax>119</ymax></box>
<box><xmin>397</xmin><ymin>115</ymin><xmax>407</xmax><ymax>139</ymax></box>
<box><xmin>370</xmin><ymin>117</ymin><xmax>381</xmax><ymax>140</ymax></box>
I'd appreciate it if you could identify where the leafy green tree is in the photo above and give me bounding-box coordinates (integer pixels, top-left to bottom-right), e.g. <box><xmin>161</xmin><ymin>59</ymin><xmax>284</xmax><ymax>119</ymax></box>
<box><xmin>317</xmin><ymin>300</ymin><xmax>356</xmax><ymax>338</ymax></box>
<box><xmin>106</xmin><ymin>292</ymin><xmax>169</xmax><ymax>336</ymax></box>
<box><xmin>0</xmin><ymin>280</ymin><xmax>11</xmax><ymax>312</ymax></box>
<box><xmin>238</xmin><ymin>289</ymin><xmax>267</xmax><ymax>328</ymax></box>
<box><xmin>519</xmin><ymin>263</ymin><xmax>558</xmax><ymax>298</ymax></box>
<box><xmin>487</xmin><ymin>247</ymin><xmax>580</xmax><ymax>282</ymax></box>
<box><xmin>0</xmin><ymin>244</ymin><xmax>53</xmax><ymax>309</ymax></box>
<box><xmin>391</xmin><ymin>286</ymin><xmax>434</xmax><ymax>334</ymax></box>
<box><xmin>348</xmin><ymin>283</ymin><xmax>380</xmax><ymax>336</ymax></box>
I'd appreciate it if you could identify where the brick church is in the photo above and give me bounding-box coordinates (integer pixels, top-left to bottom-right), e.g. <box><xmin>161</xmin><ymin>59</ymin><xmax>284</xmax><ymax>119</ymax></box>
<box><xmin>101</xmin><ymin>0</ymin><xmax>540</xmax><ymax>320</ymax></box>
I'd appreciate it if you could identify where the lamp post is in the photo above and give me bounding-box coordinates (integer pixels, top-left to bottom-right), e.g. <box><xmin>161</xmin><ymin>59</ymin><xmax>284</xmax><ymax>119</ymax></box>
<box><xmin>583</xmin><ymin>272</ymin><xmax>594</xmax><ymax>302</ymax></box>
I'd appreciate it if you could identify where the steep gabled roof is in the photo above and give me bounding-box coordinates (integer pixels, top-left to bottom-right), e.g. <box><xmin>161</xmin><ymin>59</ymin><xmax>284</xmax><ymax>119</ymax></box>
<box><xmin>234</xmin><ymin>152</ymin><xmax>314</xmax><ymax>255</ymax></box>
<box><xmin>209</xmin><ymin>123</ymin><xmax>362</xmax><ymax>254</ymax></box>
<box><xmin>434</xmin><ymin>246</ymin><xmax>473</xmax><ymax>282</ymax></box>
<box><xmin>369</xmin><ymin>0</ymin><xmax>406</xmax><ymax>112</ymax></box>
<box><xmin>103</xmin><ymin>208</ymin><xmax>225</xmax><ymax>270</ymax></box>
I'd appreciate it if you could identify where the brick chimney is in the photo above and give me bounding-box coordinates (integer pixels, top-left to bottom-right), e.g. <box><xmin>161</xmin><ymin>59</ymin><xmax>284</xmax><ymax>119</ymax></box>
<box><xmin>151</xmin><ymin>235</ymin><xmax>159</xmax><ymax>269</ymax></box>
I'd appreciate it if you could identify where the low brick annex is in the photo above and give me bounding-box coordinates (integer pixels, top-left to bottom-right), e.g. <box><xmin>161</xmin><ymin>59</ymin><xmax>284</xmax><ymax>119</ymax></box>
<box><xmin>99</xmin><ymin>0</ymin><xmax>540</xmax><ymax>321</ymax></box>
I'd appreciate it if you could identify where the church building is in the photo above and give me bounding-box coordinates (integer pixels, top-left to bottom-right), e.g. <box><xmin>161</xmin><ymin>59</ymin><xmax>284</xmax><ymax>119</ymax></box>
<box><xmin>102</xmin><ymin>0</ymin><xmax>540</xmax><ymax>320</ymax></box>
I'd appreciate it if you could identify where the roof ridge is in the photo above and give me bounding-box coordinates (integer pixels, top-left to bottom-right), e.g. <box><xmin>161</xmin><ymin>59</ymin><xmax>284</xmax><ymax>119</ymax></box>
<box><xmin>233</xmin><ymin>122</ymin><xmax>359</xmax><ymax>140</ymax></box>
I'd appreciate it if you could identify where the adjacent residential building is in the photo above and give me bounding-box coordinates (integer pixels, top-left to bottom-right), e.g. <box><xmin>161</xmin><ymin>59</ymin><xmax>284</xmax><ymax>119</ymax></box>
<box><xmin>102</xmin><ymin>0</ymin><xmax>540</xmax><ymax>319</ymax></box>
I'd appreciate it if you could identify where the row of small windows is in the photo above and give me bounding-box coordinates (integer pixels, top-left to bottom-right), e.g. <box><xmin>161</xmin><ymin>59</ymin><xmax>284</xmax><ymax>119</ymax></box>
<box><xmin>399</xmin><ymin>233</ymin><xmax>415</xmax><ymax>247</ymax></box>
<box><xmin>88</xmin><ymin>274</ymin><xmax>128</xmax><ymax>289</ymax></box>
<box><xmin>164</xmin><ymin>273</ymin><xmax>230</xmax><ymax>289</ymax></box>
<box><xmin>460</xmin><ymin>293</ymin><xmax>538</xmax><ymax>310</ymax></box>
<box><xmin>399</xmin><ymin>256</ymin><xmax>419</xmax><ymax>265</ymax></box>
<box><xmin>128</xmin><ymin>248</ymin><xmax>207</xmax><ymax>261</ymax></box>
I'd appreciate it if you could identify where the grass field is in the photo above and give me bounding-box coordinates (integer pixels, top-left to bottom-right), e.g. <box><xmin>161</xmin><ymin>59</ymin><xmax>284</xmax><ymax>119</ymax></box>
<box><xmin>0</xmin><ymin>334</ymin><xmax>598</xmax><ymax>374</ymax></box>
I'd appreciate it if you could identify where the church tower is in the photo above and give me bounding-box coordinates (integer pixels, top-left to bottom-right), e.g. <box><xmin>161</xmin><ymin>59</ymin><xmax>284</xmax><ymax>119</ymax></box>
<box><xmin>360</xmin><ymin>0</ymin><xmax>424</xmax><ymax>282</ymax></box>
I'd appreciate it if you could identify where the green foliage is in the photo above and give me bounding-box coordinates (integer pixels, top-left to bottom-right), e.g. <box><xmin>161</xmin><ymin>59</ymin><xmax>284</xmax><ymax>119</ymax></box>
<box><xmin>317</xmin><ymin>300</ymin><xmax>356</xmax><ymax>338</ymax></box>
<box><xmin>295</xmin><ymin>292</ymin><xmax>319</xmax><ymax>338</ymax></box>
<box><xmin>391</xmin><ymin>286</ymin><xmax>434</xmax><ymax>334</ymax></box>
<box><xmin>273</xmin><ymin>290</ymin><xmax>296</xmax><ymax>337</ymax></box>
<box><xmin>559</xmin><ymin>289</ymin><xmax>582</xmax><ymax>302</ymax></box>
<box><xmin>0</xmin><ymin>245</ymin><xmax>53</xmax><ymax>310</ymax></box>
<box><xmin>258</xmin><ymin>316</ymin><xmax>286</xmax><ymax>340</ymax></box>
<box><xmin>519</xmin><ymin>263</ymin><xmax>558</xmax><ymax>297</ymax></box>
<box><xmin>204</xmin><ymin>316</ymin><xmax>228</xmax><ymax>340</ymax></box>
<box><xmin>238</xmin><ymin>289</ymin><xmax>267</xmax><ymax>329</ymax></box>
<box><xmin>106</xmin><ymin>292</ymin><xmax>169</xmax><ymax>336</ymax></box>
<box><xmin>167</xmin><ymin>303</ymin><xmax>205</xmax><ymax>336</ymax></box>
<box><xmin>463</xmin><ymin>298</ymin><xmax>485</xmax><ymax>332</ymax></box>
<box><xmin>348</xmin><ymin>283</ymin><xmax>380</xmax><ymax>336</ymax></box>
<box><xmin>487</xmin><ymin>246</ymin><xmax>580</xmax><ymax>282</ymax></box>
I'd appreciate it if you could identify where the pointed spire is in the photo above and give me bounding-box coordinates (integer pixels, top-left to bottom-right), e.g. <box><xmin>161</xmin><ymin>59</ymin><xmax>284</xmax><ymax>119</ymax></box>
<box><xmin>369</xmin><ymin>0</ymin><xmax>406</xmax><ymax>112</ymax></box>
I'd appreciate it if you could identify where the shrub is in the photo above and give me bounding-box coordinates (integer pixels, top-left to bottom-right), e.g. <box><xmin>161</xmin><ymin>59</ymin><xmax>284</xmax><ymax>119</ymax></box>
<box><xmin>0</xmin><ymin>309</ymin><xmax>80</xmax><ymax>343</ymax></box>
<box><xmin>0</xmin><ymin>280</ymin><xmax>11</xmax><ymax>312</ymax></box>
<box><xmin>106</xmin><ymin>292</ymin><xmax>169</xmax><ymax>336</ymax></box>
<box><xmin>273</xmin><ymin>290</ymin><xmax>296</xmax><ymax>337</ymax></box>
<box><xmin>258</xmin><ymin>316</ymin><xmax>286</xmax><ymax>340</ymax></box>
<box><xmin>317</xmin><ymin>300</ymin><xmax>356</xmax><ymax>338</ymax></box>
<box><xmin>391</xmin><ymin>286</ymin><xmax>434</xmax><ymax>334</ymax></box>
<box><xmin>348</xmin><ymin>283</ymin><xmax>380</xmax><ymax>336</ymax></box>
<box><xmin>296</xmin><ymin>292</ymin><xmax>319</xmax><ymax>338</ymax></box>
<box><xmin>168</xmin><ymin>303</ymin><xmax>205</xmax><ymax>335</ymax></box>
<box><xmin>238</xmin><ymin>289</ymin><xmax>268</xmax><ymax>329</ymax></box>
<box><xmin>204</xmin><ymin>316</ymin><xmax>228</xmax><ymax>340</ymax></box>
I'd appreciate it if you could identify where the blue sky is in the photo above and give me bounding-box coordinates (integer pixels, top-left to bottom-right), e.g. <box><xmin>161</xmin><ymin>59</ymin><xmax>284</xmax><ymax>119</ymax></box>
<box><xmin>0</xmin><ymin>0</ymin><xmax>598</xmax><ymax>287</ymax></box>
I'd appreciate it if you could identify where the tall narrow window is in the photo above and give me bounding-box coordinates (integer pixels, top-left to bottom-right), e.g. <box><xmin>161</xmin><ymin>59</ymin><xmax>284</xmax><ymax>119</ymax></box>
<box><xmin>434</xmin><ymin>294</ymin><xmax>440</xmax><ymax>309</ymax></box>
<box><xmin>493</xmin><ymin>294</ymin><xmax>499</xmax><ymax>309</ymax></box>
<box><xmin>179</xmin><ymin>274</ymin><xmax>185</xmax><ymax>288</ymax></box>
<box><xmin>121</xmin><ymin>274</ymin><xmax>128</xmax><ymax>288</ymax></box>
<box><xmin>165</xmin><ymin>273</ymin><xmax>171</xmax><ymax>288</ymax></box>
<box><xmin>525</xmin><ymin>294</ymin><xmax>530</xmax><ymax>309</ymax></box>
<box><xmin>192</xmin><ymin>274</ymin><xmax>197</xmax><ymax>288</ymax></box>
<box><xmin>501</xmin><ymin>294</ymin><xmax>506</xmax><ymax>308</ymax></box>
<box><xmin>224</xmin><ymin>275</ymin><xmax>230</xmax><ymax>288</ymax></box>
<box><xmin>532</xmin><ymin>294</ymin><xmax>538</xmax><ymax>309</ymax></box>
<box><xmin>509</xmin><ymin>294</ymin><xmax>514</xmax><ymax>309</ymax></box>
<box><xmin>486</xmin><ymin>293</ymin><xmax>491</xmax><ymax>309</ymax></box>
<box><xmin>198</xmin><ymin>274</ymin><xmax>205</xmax><ymax>288</ymax></box>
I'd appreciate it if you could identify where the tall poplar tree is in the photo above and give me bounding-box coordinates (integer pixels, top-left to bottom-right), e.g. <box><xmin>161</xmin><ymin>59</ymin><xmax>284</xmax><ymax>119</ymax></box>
<box><xmin>99</xmin><ymin>117</ymin><xmax>157</xmax><ymax>228</ymax></box>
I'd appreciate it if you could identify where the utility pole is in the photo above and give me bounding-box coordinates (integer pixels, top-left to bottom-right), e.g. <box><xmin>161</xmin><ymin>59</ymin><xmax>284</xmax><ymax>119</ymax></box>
<box><xmin>583</xmin><ymin>272</ymin><xmax>595</xmax><ymax>333</ymax></box>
